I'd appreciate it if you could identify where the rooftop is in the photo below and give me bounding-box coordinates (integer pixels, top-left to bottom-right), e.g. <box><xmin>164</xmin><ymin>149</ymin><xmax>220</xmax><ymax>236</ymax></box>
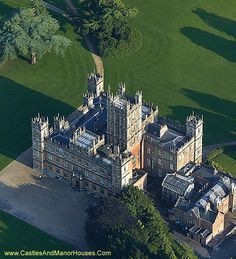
<box><xmin>146</xmin><ymin>123</ymin><xmax>191</xmax><ymax>150</ymax></box>
<box><xmin>192</xmin><ymin>165</ymin><xmax>220</xmax><ymax>183</ymax></box>
<box><xmin>162</xmin><ymin>173</ymin><xmax>194</xmax><ymax>196</ymax></box>
<box><xmin>74</xmin><ymin>131</ymin><xmax>97</xmax><ymax>149</ymax></box>
<box><xmin>195</xmin><ymin>178</ymin><xmax>229</xmax><ymax>210</ymax></box>
<box><xmin>191</xmin><ymin>206</ymin><xmax>217</xmax><ymax>224</ymax></box>
<box><xmin>178</xmin><ymin>162</ymin><xmax>196</xmax><ymax>176</ymax></box>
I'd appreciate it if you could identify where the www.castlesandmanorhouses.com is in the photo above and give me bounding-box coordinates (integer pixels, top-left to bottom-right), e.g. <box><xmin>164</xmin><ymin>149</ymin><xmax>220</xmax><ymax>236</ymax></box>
<box><xmin>3</xmin><ymin>250</ymin><xmax>112</xmax><ymax>257</ymax></box>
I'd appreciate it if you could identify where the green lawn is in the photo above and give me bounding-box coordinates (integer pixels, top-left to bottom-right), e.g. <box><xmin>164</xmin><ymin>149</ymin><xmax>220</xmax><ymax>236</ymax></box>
<box><xmin>0</xmin><ymin>1</ymin><xmax>236</xmax><ymax>166</ymax></box>
<box><xmin>0</xmin><ymin>0</ymin><xmax>94</xmax><ymax>170</ymax></box>
<box><xmin>0</xmin><ymin>210</ymin><xmax>73</xmax><ymax>257</ymax></box>
<box><xmin>212</xmin><ymin>146</ymin><xmax>236</xmax><ymax>176</ymax></box>
<box><xmin>104</xmin><ymin>0</ymin><xmax>236</xmax><ymax>145</ymax></box>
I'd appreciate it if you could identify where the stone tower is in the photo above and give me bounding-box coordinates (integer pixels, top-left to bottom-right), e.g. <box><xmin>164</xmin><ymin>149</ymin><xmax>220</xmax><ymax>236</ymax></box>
<box><xmin>32</xmin><ymin>114</ymin><xmax>49</xmax><ymax>173</ymax></box>
<box><xmin>83</xmin><ymin>92</ymin><xmax>94</xmax><ymax>109</ymax></box>
<box><xmin>88</xmin><ymin>72</ymin><xmax>104</xmax><ymax>97</ymax></box>
<box><xmin>107</xmin><ymin>86</ymin><xmax>143</xmax><ymax>168</ymax></box>
<box><xmin>53</xmin><ymin>114</ymin><xmax>70</xmax><ymax>134</ymax></box>
<box><xmin>229</xmin><ymin>182</ymin><xmax>236</xmax><ymax>212</ymax></box>
<box><xmin>186</xmin><ymin>112</ymin><xmax>203</xmax><ymax>164</ymax></box>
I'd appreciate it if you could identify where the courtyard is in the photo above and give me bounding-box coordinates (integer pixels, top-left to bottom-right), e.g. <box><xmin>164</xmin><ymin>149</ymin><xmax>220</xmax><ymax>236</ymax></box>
<box><xmin>0</xmin><ymin>148</ymin><xmax>97</xmax><ymax>250</ymax></box>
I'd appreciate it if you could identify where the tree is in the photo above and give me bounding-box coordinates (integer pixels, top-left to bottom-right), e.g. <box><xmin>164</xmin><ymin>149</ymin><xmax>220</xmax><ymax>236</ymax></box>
<box><xmin>77</xmin><ymin>0</ymin><xmax>142</xmax><ymax>57</ymax></box>
<box><xmin>85</xmin><ymin>187</ymin><xmax>197</xmax><ymax>259</ymax></box>
<box><xmin>0</xmin><ymin>0</ymin><xmax>71</xmax><ymax>64</ymax></box>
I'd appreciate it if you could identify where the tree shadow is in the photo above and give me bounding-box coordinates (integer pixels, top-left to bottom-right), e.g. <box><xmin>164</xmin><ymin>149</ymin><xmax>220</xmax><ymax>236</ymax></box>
<box><xmin>222</xmin><ymin>146</ymin><xmax>236</xmax><ymax>161</ymax></box>
<box><xmin>180</xmin><ymin>27</ymin><xmax>236</xmax><ymax>62</ymax></box>
<box><xmin>0</xmin><ymin>76</ymin><xmax>74</xmax><ymax>162</ymax></box>
<box><xmin>169</xmin><ymin>89</ymin><xmax>236</xmax><ymax>144</ymax></box>
<box><xmin>17</xmin><ymin>55</ymin><xmax>30</xmax><ymax>64</ymax></box>
<box><xmin>0</xmin><ymin>173</ymin><xmax>97</xmax><ymax>250</ymax></box>
<box><xmin>76</xmin><ymin>37</ymin><xmax>98</xmax><ymax>56</ymax></box>
<box><xmin>193</xmin><ymin>8</ymin><xmax>236</xmax><ymax>39</ymax></box>
<box><xmin>50</xmin><ymin>11</ymin><xmax>68</xmax><ymax>34</ymax></box>
<box><xmin>0</xmin><ymin>2</ymin><xmax>14</xmax><ymax>18</ymax></box>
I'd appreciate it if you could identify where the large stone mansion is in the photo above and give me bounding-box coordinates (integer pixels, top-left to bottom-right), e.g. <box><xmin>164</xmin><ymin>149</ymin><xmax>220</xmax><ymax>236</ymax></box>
<box><xmin>32</xmin><ymin>72</ymin><xmax>203</xmax><ymax>197</ymax></box>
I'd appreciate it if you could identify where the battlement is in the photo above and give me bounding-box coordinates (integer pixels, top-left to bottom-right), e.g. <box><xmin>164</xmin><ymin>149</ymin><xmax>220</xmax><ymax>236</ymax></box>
<box><xmin>83</xmin><ymin>92</ymin><xmax>94</xmax><ymax>108</ymax></box>
<box><xmin>88</xmin><ymin>72</ymin><xmax>104</xmax><ymax>97</ymax></box>
<box><xmin>118</xmin><ymin>82</ymin><xmax>126</xmax><ymax>95</ymax></box>
<box><xmin>108</xmin><ymin>90</ymin><xmax>142</xmax><ymax>111</ymax></box>
<box><xmin>32</xmin><ymin>114</ymin><xmax>48</xmax><ymax>129</ymax></box>
<box><xmin>53</xmin><ymin>114</ymin><xmax>70</xmax><ymax>133</ymax></box>
<box><xmin>186</xmin><ymin>111</ymin><xmax>203</xmax><ymax>125</ymax></box>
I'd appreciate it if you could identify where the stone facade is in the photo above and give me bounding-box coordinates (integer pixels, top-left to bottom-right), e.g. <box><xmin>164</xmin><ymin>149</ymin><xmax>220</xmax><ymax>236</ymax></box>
<box><xmin>32</xmin><ymin>73</ymin><xmax>157</xmax><ymax>197</ymax></box>
<box><xmin>32</xmin><ymin>72</ymin><xmax>203</xmax><ymax>197</ymax></box>
<box><xmin>143</xmin><ymin>114</ymin><xmax>203</xmax><ymax>178</ymax></box>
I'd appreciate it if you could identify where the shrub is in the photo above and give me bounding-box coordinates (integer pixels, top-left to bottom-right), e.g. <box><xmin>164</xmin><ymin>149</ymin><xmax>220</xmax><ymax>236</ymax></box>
<box><xmin>77</xmin><ymin>0</ymin><xmax>142</xmax><ymax>58</ymax></box>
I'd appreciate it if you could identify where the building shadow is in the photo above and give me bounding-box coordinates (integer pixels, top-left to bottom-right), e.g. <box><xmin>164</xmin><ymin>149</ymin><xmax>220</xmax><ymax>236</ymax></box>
<box><xmin>180</xmin><ymin>27</ymin><xmax>236</xmax><ymax>62</ymax></box>
<box><xmin>0</xmin><ymin>75</ymin><xmax>74</xmax><ymax>163</ymax></box>
<box><xmin>0</xmin><ymin>172</ymin><xmax>97</xmax><ymax>250</ymax></box>
<box><xmin>193</xmin><ymin>8</ymin><xmax>236</xmax><ymax>39</ymax></box>
<box><xmin>222</xmin><ymin>146</ymin><xmax>236</xmax><ymax>162</ymax></box>
<box><xmin>168</xmin><ymin>89</ymin><xmax>236</xmax><ymax>144</ymax></box>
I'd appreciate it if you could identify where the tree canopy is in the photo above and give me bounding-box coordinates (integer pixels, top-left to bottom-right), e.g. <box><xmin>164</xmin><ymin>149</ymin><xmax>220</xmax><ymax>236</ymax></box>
<box><xmin>0</xmin><ymin>0</ymin><xmax>71</xmax><ymax>64</ymax></box>
<box><xmin>85</xmin><ymin>186</ymin><xmax>197</xmax><ymax>259</ymax></box>
<box><xmin>77</xmin><ymin>0</ymin><xmax>142</xmax><ymax>57</ymax></box>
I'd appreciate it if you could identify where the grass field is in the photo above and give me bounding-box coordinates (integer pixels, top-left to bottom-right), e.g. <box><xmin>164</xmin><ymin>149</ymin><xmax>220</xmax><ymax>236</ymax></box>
<box><xmin>0</xmin><ymin>0</ymin><xmax>94</xmax><ymax>170</ymax></box>
<box><xmin>0</xmin><ymin>210</ymin><xmax>72</xmax><ymax>257</ymax></box>
<box><xmin>0</xmin><ymin>1</ymin><xmax>236</xmax><ymax>166</ymax></box>
<box><xmin>211</xmin><ymin>146</ymin><xmax>236</xmax><ymax>176</ymax></box>
<box><xmin>103</xmin><ymin>0</ymin><xmax>236</xmax><ymax>146</ymax></box>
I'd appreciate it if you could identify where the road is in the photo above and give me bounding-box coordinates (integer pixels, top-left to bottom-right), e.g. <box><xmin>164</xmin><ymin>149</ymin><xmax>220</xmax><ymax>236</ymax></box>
<box><xmin>211</xmin><ymin>234</ymin><xmax>236</xmax><ymax>259</ymax></box>
<box><xmin>203</xmin><ymin>141</ymin><xmax>236</xmax><ymax>160</ymax></box>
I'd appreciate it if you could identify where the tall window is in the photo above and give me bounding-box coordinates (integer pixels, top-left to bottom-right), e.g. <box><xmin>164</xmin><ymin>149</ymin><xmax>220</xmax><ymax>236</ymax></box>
<box><xmin>99</xmin><ymin>178</ymin><xmax>104</xmax><ymax>185</ymax></box>
<box><xmin>147</xmin><ymin>158</ymin><xmax>151</xmax><ymax>167</ymax></box>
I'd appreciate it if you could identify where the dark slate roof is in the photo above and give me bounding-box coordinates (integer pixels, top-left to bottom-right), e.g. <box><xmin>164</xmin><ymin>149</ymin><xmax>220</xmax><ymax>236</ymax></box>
<box><xmin>50</xmin><ymin>132</ymin><xmax>70</xmax><ymax>146</ymax></box>
<box><xmin>162</xmin><ymin>174</ymin><xmax>194</xmax><ymax>196</ymax></box>
<box><xmin>173</xmin><ymin>199</ymin><xmax>217</xmax><ymax>224</ymax></box>
<box><xmin>191</xmin><ymin>206</ymin><xmax>217</xmax><ymax>224</ymax></box>
<box><xmin>192</xmin><ymin>165</ymin><xmax>220</xmax><ymax>185</ymax></box>
<box><xmin>50</xmin><ymin>96</ymin><xmax>107</xmax><ymax>145</ymax></box>
<box><xmin>74</xmin><ymin>104</ymin><xmax>107</xmax><ymax>135</ymax></box>
<box><xmin>146</xmin><ymin>123</ymin><xmax>191</xmax><ymax>150</ymax></box>
<box><xmin>173</xmin><ymin>197</ymin><xmax>192</xmax><ymax>212</ymax></box>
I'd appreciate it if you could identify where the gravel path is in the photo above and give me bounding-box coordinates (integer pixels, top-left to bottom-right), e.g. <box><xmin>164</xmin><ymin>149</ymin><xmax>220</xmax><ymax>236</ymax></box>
<box><xmin>65</xmin><ymin>0</ymin><xmax>104</xmax><ymax>77</ymax></box>
<box><xmin>45</xmin><ymin>0</ymin><xmax>104</xmax><ymax>77</ymax></box>
<box><xmin>203</xmin><ymin>141</ymin><xmax>236</xmax><ymax>160</ymax></box>
<box><xmin>0</xmin><ymin>148</ymin><xmax>97</xmax><ymax>249</ymax></box>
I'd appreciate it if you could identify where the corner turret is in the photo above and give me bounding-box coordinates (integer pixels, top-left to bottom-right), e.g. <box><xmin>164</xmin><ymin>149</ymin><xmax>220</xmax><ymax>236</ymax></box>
<box><xmin>88</xmin><ymin>72</ymin><xmax>104</xmax><ymax>97</ymax></box>
<box><xmin>32</xmin><ymin>114</ymin><xmax>49</xmax><ymax>173</ymax></box>
<box><xmin>186</xmin><ymin>112</ymin><xmax>203</xmax><ymax>164</ymax></box>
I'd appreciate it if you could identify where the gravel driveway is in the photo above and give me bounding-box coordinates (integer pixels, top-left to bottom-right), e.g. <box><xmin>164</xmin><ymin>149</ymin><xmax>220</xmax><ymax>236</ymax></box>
<box><xmin>0</xmin><ymin>148</ymin><xmax>97</xmax><ymax>249</ymax></box>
